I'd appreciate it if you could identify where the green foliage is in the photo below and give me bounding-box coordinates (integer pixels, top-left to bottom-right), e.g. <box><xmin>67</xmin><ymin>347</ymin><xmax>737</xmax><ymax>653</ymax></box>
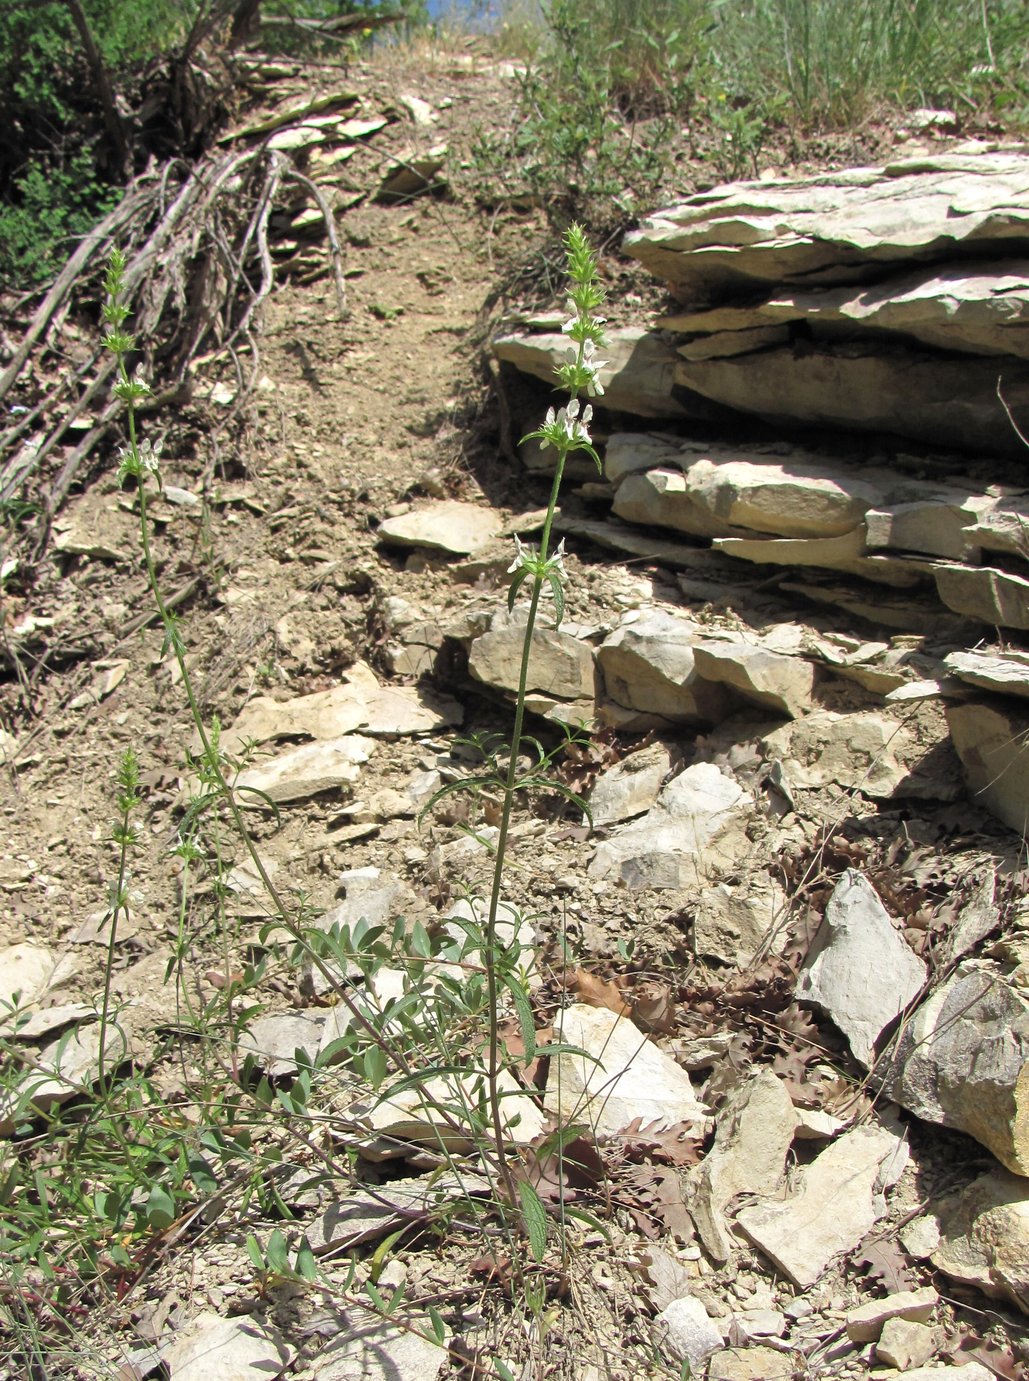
<box><xmin>477</xmin><ymin>0</ymin><xmax>1029</xmax><ymax>218</ymax></box>
<box><xmin>707</xmin><ymin>0</ymin><xmax>1029</xmax><ymax>131</ymax></box>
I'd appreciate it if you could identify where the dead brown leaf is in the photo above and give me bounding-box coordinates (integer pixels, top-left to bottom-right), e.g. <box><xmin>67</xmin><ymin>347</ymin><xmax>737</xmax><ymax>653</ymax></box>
<box><xmin>571</xmin><ymin>967</ymin><xmax>631</xmax><ymax>1017</ymax></box>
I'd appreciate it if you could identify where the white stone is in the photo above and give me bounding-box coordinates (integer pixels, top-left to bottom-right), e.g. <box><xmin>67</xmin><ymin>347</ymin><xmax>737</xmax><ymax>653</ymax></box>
<box><xmin>316</xmin><ymin>1315</ymin><xmax>447</xmax><ymax>1379</ymax></box>
<box><xmin>234</xmin><ymin>734</ymin><xmax>376</xmax><ymax>803</ymax></box>
<box><xmin>590</xmin><ymin>763</ymin><xmax>752</xmax><ymax>891</ymax></box>
<box><xmin>797</xmin><ymin>870</ymin><xmax>927</xmax><ymax>1067</ymax></box>
<box><xmin>875</xmin><ymin>1318</ymin><xmax>937</xmax><ymax>1370</ymax></box>
<box><xmin>933</xmin><ymin>1169</ymin><xmax>1029</xmax><ymax>1314</ymax></box>
<box><xmin>597</xmin><ymin>609</ymin><xmax>731</xmax><ymax>728</ymax></box>
<box><xmin>587</xmin><ymin>741</ymin><xmax>675</xmax><ymax>827</ymax></box>
<box><xmin>686</xmin><ymin>1069</ymin><xmax>797</xmax><ymax>1261</ymax></box>
<box><xmin>655</xmin><ymin>1296</ymin><xmax>723</xmax><ymax>1370</ymax></box>
<box><xmin>735</xmin><ymin>1124</ymin><xmax>908</xmax><ymax>1288</ymax></box>
<box><xmin>846</xmin><ymin>1287</ymin><xmax>938</xmax><ymax>1341</ymax></box>
<box><xmin>544</xmin><ymin>1004</ymin><xmax>708</xmax><ymax>1137</ymax></box>
<box><xmin>0</xmin><ymin>942</ymin><xmax>56</xmax><ymax>1011</ymax></box>
<box><xmin>377</xmin><ymin>500</ymin><xmax>503</xmax><ymax>555</ymax></box>
<box><xmin>238</xmin><ymin>1010</ymin><xmax>327</xmax><ymax>1077</ymax></box>
<box><xmin>947</xmin><ymin>699</ymin><xmax>1029</xmax><ymax>834</ymax></box>
<box><xmin>944</xmin><ymin>649</ymin><xmax>1029</xmax><ymax>700</ymax></box>
<box><xmin>219</xmin><ymin>661</ymin><xmax>461</xmax><ymax>755</ymax></box>
<box><xmin>160</xmin><ymin>1311</ymin><xmax>293</xmax><ymax>1380</ymax></box>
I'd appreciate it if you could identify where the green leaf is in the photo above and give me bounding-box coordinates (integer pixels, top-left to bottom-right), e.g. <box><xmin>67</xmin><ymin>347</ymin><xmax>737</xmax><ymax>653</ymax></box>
<box><xmin>364</xmin><ymin>1280</ymin><xmax>387</xmax><ymax>1314</ymax></box>
<box><xmin>507</xmin><ymin>567</ymin><xmax>529</xmax><ymax>610</ymax></box>
<box><xmin>518</xmin><ymin>1180</ymin><xmax>548</xmax><ymax>1263</ymax></box>
<box><xmin>500</xmin><ymin>972</ymin><xmax>536</xmax><ymax>1064</ymax></box>
<box><xmin>265</xmin><ymin>1227</ymin><xmax>290</xmax><ymax>1276</ymax></box>
<box><xmin>494</xmin><ymin>1363</ymin><xmax>517</xmax><ymax>1381</ymax></box>
<box><xmin>427</xmin><ymin>1306</ymin><xmax>447</xmax><ymax>1345</ymax></box>
<box><xmin>245</xmin><ymin>1233</ymin><xmax>267</xmax><ymax>1272</ymax></box>
<box><xmin>146</xmin><ymin>1184</ymin><xmax>176</xmax><ymax>1232</ymax></box>
<box><xmin>546</xmin><ymin>570</ymin><xmax>565</xmax><ymax>625</ymax></box>
<box><xmin>295</xmin><ymin>1235</ymin><xmax>318</xmax><ymax>1282</ymax></box>
<box><xmin>363</xmin><ymin>1044</ymin><xmax>388</xmax><ymax>1089</ymax></box>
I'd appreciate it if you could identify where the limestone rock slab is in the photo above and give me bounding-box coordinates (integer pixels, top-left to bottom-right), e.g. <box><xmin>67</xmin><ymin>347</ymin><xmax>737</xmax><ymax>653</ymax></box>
<box><xmin>655</xmin><ymin>1296</ymin><xmax>723</xmax><ymax>1370</ymax></box>
<box><xmin>234</xmin><ymin>733</ymin><xmax>376</xmax><ymax>804</ymax></box>
<box><xmin>692</xmin><ymin>639</ymin><xmax>816</xmax><ymax>719</ymax></box>
<box><xmin>882</xmin><ymin>961</ymin><xmax>1029</xmax><ymax>1175</ymax></box>
<box><xmin>947</xmin><ymin>699</ymin><xmax>1029</xmax><ymax>833</ymax></box>
<box><xmin>934</xmin><ymin>563</ymin><xmax>1029</xmax><ymax>629</ymax></box>
<box><xmin>797</xmin><ymin>870</ymin><xmax>926</xmax><ymax>1068</ymax></box>
<box><xmin>545</xmin><ymin>1003</ymin><xmax>708</xmax><ymax>1136</ymax></box>
<box><xmin>763</xmin><ymin>709</ymin><xmax>958</xmax><ymax>801</ymax></box>
<box><xmin>597</xmin><ymin>609</ymin><xmax>732</xmax><ymax>729</ymax></box>
<box><xmin>468</xmin><ymin>610</ymin><xmax>595</xmax><ymax>703</ymax></box>
<box><xmin>623</xmin><ymin>154</ymin><xmax>1029</xmax><ymax>297</ymax></box>
<box><xmin>735</xmin><ymin>1124</ymin><xmax>908</xmax><ymax>1288</ymax></box>
<box><xmin>377</xmin><ymin>500</ymin><xmax>502</xmax><ymax>555</ymax></box>
<box><xmin>686</xmin><ymin>1068</ymin><xmax>797</xmax><ymax>1261</ymax></box>
<box><xmin>933</xmin><ymin>1169</ymin><xmax>1029</xmax><ymax>1314</ymax></box>
<box><xmin>587</xmin><ymin>741</ymin><xmax>674</xmax><ymax>827</ymax></box>
<box><xmin>590</xmin><ymin>762</ymin><xmax>752</xmax><ymax>891</ymax></box>
<box><xmin>493</xmin><ymin>327</ymin><xmax>690</xmax><ymax>419</ymax></box>
<box><xmin>944</xmin><ymin>649</ymin><xmax>1029</xmax><ymax>700</ymax></box>
<box><xmin>161</xmin><ymin>1311</ymin><xmax>293</xmax><ymax>1380</ymax></box>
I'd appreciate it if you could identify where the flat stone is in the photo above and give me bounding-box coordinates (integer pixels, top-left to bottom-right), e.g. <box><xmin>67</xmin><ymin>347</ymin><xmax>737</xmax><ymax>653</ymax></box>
<box><xmin>846</xmin><ymin>1287</ymin><xmax>938</xmax><ymax>1341</ymax></box>
<box><xmin>686</xmin><ymin>1068</ymin><xmax>797</xmax><ymax>1262</ymax></box>
<box><xmin>623</xmin><ymin>154</ymin><xmax>1029</xmax><ymax>297</ymax></box>
<box><xmin>545</xmin><ymin>1004</ymin><xmax>708</xmax><ymax>1137</ymax></box>
<box><xmin>934</xmin><ymin>564</ymin><xmax>1029</xmax><ymax>629</ymax></box>
<box><xmin>494</xmin><ymin>326</ymin><xmax>690</xmax><ymax>419</ymax></box>
<box><xmin>707</xmin><ymin>1345</ymin><xmax>794</xmax><ymax>1380</ymax></box>
<box><xmin>234</xmin><ymin>734</ymin><xmax>376</xmax><ymax>803</ymax></box>
<box><xmin>316</xmin><ymin>1314</ymin><xmax>447</xmax><ymax>1379</ymax></box>
<box><xmin>354</xmin><ymin>1066</ymin><xmax>545</xmax><ymax>1160</ymax></box>
<box><xmin>307</xmin><ymin>1172</ymin><xmax>487</xmax><ymax>1256</ymax></box>
<box><xmin>590</xmin><ymin>762</ymin><xmax>752</xmax><ymax>891</ymax></box>
<box><xmin>378</xmin><ymin>500</ymin><xmax>501</xmax><ymax>555</ymax></box>
<box><xmin>874</xmin><ymin>1368</ymin><xmax>991</xmax><ymax>1381</ymax></box>
<box><xmin>693</xmin><ymin>874</ymin><xmax>788</xmax><ymax>968</ymax></box>
<box><xmin>655</xmin><ymin>1296</ymin><xmax>723</xmax><ymax>1370</ymax></box>
<box><xmin>762</xmin><ymin>709</ymin><xmax>958</xmax><ymax>801</ymax></box>
<box><xmin>468</xmin><ymin>610</ymin><xmax>595</xmax><ymax>703</ymax></box>
<box><xmin>678</xmin><ymin>340</ymin><xmax>1029</xmax><ymax>459</ymax></box>
<box><xmin>597</xmin><ymin>609</ymin><xmax>733</xmax><ymax>729</ymax></box>
<box><xmin>0</xmin><ymin>942</ymin><xmax>57</xmax><ymax>1010</ymax></box>
<box><xmin>943</xmin><ymin>649</ymin><xmax>1029</xmax><ymax>700</ymax></box>
<box><xmin>882</xmin><ymin>961</ymin><xmax>1029</xmax><ymax>1175</ymax></box>
<box><xmin>238</xmin><ymin>1010</ymin><xmax>327</xmax><ymax>1077</ymax></box>
<box><xmin>0</xmin><ymin>1022</ymin><xmax>127</xmax><ymax>1135</ymax></box>
<box><xmin>735</xmin><ymin>1124</ymin><xmax>908</xmax><ymax>1288</ymax></box>
<box><xmin>947</xmin><ymin>699</ymin><xmax>1029</xmax><ymax>833</ymax></box>
<box><xmin>160</xmin><ymin>1311</ymin><xmax>293</xmax><ymax>1380</ymax></box>
<box><xmin>797</xmin><ymin>869</ymin><xmax>926</xmax><ymax>1067</ymax></box>
<box><xmin>692</xmin><ymin>638</ymin><xmax>816</xmax><ymax>718</ymax></box>
<box><xmin>0</xmin><ymin>1002</ymin><xmax>94</xmax><ymax>1039</ymax></box>
<box><xmin>377</xmin><ymin>144</ymin><xmax>447</xmax><ymax>202</ymax></box>
<box><xmin>220</xmin><ymin>661</ymin><xmax>461</xmax><ymax>754</ymax></box>
<box><xmin>613</xmin><ymin>468</ymin><xmax>751</xmax><ymax>540</ymax></box>
<box><xmin>875</xmin><ymin>1318</ymin><xmax>937</xmax><ymax>1370</ymax></box>
<box><xmin>933</xmin><ymin>1169</ymin><xmax>1029</xmax><ymax>1314</ymax></box>
<box><xmin>587</xmin><ymin>741</ymin><xmax>675</xmax><ymax>826</ymax></box>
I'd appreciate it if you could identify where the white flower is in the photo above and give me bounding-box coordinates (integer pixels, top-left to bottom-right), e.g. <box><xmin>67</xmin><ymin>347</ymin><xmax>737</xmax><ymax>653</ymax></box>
<box><xmin>508</xmin><ymin>532</ymin><xmax>534</xmax><ymax>573</ymax></box>
<box><xmin>581</xmin><ymin>339</ymin><xmax>607</xmax><ymax>397</ymax></box>
<box><xmin>138</xmin><ymin>438</ymin><xmax>163</xmax><ymax>474</ymax></box>
<box><xmin>548</xmin><ymin>537</ymin><xmax>567</xmax><ymax>578</ymax></box>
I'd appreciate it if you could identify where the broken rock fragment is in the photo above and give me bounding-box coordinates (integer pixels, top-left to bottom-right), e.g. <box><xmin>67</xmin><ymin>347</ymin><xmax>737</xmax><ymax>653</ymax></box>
<box><xmin>882</xmin><ymin>960</ymin><xmax>1029</xmax><ymax>1175</ymax></box>
<box><xmin>797</xmin><ymin>869</ymin><xmax>926</xmax><ymax>1067</ymax></box>
<box><xmin>947</xmin><ymin>698</ymin><xmax>1029</xmax><ymax>834</ymax></box>
<box><xmin>589</xmin><ymin>762</ymin><xmax>752</xmax><ymax>891</ymax></box>
<box><xmin>686</xmin><ymin>1067</ymin><xmax>797</xmax><ymax>1262</ymax></box>
<box><xmin>735</xmin><ymin>1123</ymin><xmax>907</xmax><ymax>1288</ymax></box>
<box><xmin>377</xmin><ymin>499</ymin><xmax>501</xmax><ymax>555</ymax></box>
<box><xmin>932</xmin><ymin>1169</ymin><xmax>1029</xmax><ymax>1315</ymax></box>
<box><xmin>544</xmin><ymin>1003</ymin><xmax>708</xmax><ymax>1137</ymax></box>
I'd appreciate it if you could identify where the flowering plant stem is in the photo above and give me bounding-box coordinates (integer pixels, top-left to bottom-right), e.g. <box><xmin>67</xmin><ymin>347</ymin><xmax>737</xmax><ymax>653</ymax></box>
<box><xmin>482</xmin><ymin>223</ymin><xmax>605</xmax><ymax>1213</ymax></box>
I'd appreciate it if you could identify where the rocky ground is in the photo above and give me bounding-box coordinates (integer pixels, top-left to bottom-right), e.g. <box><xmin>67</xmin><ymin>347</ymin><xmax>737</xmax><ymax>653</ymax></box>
<box><xmin>1</xmin><ymin>36</ymin><xmax>1028</xmax><ymax>1381</ymax></box>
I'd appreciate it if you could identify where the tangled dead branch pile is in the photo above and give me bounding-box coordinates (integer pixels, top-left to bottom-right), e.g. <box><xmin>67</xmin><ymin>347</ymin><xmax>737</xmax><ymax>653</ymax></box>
<box><xmin>0</xmin><ymin>30</ymin><xmax>378</xmax><ymax>558</ymax></box>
